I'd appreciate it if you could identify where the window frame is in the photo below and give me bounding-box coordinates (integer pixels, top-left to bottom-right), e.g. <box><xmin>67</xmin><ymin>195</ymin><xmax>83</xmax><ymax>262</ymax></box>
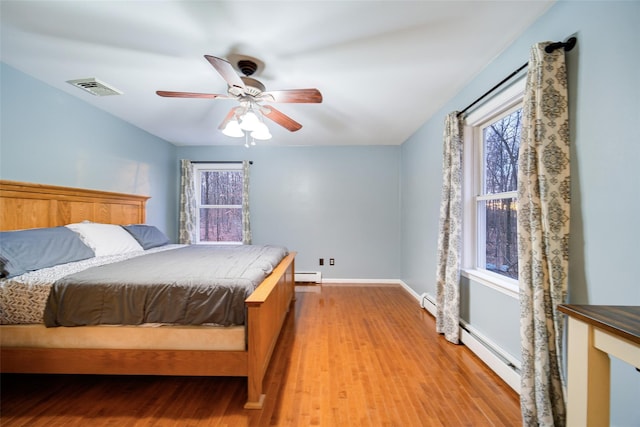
<box><xmin>461</xmin><ymin>76</ymin><xmax>526</xmax><ymax>299</ymax></box>
<box><xmin>193</xmin><ymin>162</ymin><xmax>244</xmax><ymax>245</ymax></box>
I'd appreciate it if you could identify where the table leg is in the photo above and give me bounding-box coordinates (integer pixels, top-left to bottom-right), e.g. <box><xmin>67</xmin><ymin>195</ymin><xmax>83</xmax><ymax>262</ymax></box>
<box><xmin>566</xmin><ymin>317</ymin><xmax>610</xmax><ymax>427</ymax></box>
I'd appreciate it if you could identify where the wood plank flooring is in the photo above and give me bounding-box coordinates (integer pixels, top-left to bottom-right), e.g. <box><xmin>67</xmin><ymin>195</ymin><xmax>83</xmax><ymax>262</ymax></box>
<box><xmin>1</xmin><ymin>284</ymin><xmax>521</xmax><ymax>426</ymax></box>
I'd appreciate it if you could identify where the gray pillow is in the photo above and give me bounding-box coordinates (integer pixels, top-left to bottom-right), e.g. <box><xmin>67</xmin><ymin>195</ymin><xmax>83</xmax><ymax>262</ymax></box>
<box><xmin>121</xmin><ymin>225</ymin><xmax>170</xmax><ymax>250</ymax></box>
<box><xmin>0</xmin><ymin>226</ymin><xmax>95</xmax><ymax>278</ymax></box>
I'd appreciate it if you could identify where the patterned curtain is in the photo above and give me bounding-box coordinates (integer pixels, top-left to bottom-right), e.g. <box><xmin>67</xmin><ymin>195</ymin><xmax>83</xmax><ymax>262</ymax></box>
<box><xmin>517</xmin><ymin>42</ymin><xmax>570</xmax><ymax>426</ymax></box>
<box><xmin>435</xmin><ymin>112</ymin><xmax>463</xmax><ymax>344</ymax></box>
<box><xmin>242</xmin><ymin>160</ymin><xmax>252</xmax><ymax>245</ymax></box>
<box><xmin>178</xmin><ymin>159</ymin><xmax>196</xmax><ymax>244</ymax></box>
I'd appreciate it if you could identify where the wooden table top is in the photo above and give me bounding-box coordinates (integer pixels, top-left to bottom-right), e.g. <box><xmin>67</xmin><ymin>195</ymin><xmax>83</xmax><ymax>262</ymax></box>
<box><xmin>558</xmin><ymin>305</ymin><xmax>640</xmax><ymax>345</ymax></box>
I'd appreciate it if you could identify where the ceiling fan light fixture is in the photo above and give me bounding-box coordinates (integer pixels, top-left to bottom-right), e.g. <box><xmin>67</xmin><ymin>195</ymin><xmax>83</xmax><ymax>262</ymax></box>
<box><xmin>222</xmin><ymin>120</ymin><xmax>244</xmax><ymax>137</ymax></box>
<box><xmin>156</xmin><ymin>54</ymin><xmax>322</xmax><ymax>145</ymax></box>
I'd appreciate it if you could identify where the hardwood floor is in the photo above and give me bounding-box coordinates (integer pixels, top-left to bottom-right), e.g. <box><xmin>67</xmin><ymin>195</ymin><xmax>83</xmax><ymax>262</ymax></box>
<box><xmin>1</xmin><ymin>284</ymin><xmax>521</xmax><ymax>426</ymax></box>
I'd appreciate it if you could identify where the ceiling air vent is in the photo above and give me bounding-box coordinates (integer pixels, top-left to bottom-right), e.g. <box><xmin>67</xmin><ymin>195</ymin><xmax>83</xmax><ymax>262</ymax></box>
<box><xmin>66</xmin><ymin>78</ymin><xmax>123</xmax><ymax>96</ymax></box>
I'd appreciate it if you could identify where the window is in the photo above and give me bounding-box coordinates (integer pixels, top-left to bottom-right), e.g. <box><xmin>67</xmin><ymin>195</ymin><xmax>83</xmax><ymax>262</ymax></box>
<box><xmin>478</xmin><ymin>107</ymin><xmax>521</xmax><ymax>279</ymax></box>
<box><xmin>463</xmin><ymin>77</ymin><xmax>525</xmax><ymax>295</ymax></box>
<box><xmin>193</xmin><ymin>163</ymin><xmax>245</xmax><ymax>244</ymax></box>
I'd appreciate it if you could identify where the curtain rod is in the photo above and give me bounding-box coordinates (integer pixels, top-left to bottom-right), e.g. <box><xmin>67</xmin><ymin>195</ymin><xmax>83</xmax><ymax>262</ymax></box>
<box><xmin>190</xmin><ymin>160</ymin><xmax>253</xmax><ymax>165</ymax></box>
<box><xmin>457</xmin><ymin>37</ymin><xmax>576</xmax><ymax>118</ymax></box>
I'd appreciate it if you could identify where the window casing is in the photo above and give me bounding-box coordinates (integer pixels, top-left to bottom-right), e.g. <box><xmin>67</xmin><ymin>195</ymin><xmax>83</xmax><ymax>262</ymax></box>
<box><xmin>462</xmin><ymin>77</ymin><xmax>525</xmax><ymax>298</ymax></box>
<box><xmin>193</xmin><ymin>163</ymin><xmax>244</xmax><ymax>245</ymax></box>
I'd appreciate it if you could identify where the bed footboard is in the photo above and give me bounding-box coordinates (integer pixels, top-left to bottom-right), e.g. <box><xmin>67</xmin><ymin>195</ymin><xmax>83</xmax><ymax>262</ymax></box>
<box><xmin>244</xmin><ymin>252</ymin><xmax>296</xmax><ymax>409</ymax></box>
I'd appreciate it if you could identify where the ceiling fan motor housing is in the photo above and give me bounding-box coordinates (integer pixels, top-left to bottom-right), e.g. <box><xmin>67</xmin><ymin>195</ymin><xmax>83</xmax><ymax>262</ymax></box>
<box><xmin>237</xmin><ymin>60</ymin><xmax>258</xmax><ymax>76</ymax></box>
<box><xmin>227</xmin><ymin>53</ymin><xmax>265</xmax><ymax>77</ymax></box>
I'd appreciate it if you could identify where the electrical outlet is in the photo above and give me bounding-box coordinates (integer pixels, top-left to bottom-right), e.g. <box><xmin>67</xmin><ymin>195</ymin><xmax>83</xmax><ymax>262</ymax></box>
<box><xmin>319</xmin><ymin>258</ymin><xmax>324</xmax><ymax>266</ymax></box>
<box><xmin>329</xmin><ymin>258</ymin><xmax>335</xmax><ymax>266</ymax></box>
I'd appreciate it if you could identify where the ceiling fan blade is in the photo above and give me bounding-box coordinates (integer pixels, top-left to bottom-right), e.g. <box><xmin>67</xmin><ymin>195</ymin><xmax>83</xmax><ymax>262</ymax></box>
<box><xmin>156</xmin><ymin>90</ymin><xmax>228</xmax><ymax>99</ymax></box>
<box><xmin>262</xmin><ymin>89</ymin><xmax>323</xmax><ymax>103</ymax></box>
<box><xmin>261</xmin><ymin>105</ymin><xmax>303</xmax><ymax>132</ymax></box>
<box><xmin>204</xmin><ymin>55</ymin><xmax>246</xmax><ymax>92</ymax></box>
<box><xmin>218</xmin><ymin>108</ymin><xmax>238</xmax><ymax>130</ymax></box>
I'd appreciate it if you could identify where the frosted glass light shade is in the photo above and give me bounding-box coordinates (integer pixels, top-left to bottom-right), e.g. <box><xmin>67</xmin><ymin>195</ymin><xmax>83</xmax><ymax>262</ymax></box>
<box><xmin>251</xmin><ymin>122</ymin><xmax>272</xmax><ymax>140</ymax></box>
<box><xmin>222</xmin><ymin>120</ymin><xmax>244</xmax><ymax>137</ymax></box>
<box><xmin>239</xmin><ymin>111</ymin><xmax>260</xmax><ymax>131</ymax></box>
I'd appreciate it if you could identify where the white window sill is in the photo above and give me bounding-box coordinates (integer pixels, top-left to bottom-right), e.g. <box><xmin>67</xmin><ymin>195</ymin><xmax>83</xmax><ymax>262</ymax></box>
<box><xmin>461</xmin><ymin>268</ymin><xmax>519</xmax><ymax>300</ymax></box>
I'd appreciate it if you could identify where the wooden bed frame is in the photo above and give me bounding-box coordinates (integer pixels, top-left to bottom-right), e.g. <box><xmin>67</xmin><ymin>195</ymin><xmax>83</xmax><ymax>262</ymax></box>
<box><xmin>0</xmin><ymin>180</ymin><xmax>296</xmax><ymax>409</ymax></box>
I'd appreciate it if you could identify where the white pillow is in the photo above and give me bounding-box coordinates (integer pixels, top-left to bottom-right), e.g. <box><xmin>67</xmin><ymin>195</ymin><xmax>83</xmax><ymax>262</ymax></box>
<box><xmin>65</xmin><ymin>222</ymin><xmax>143</xmax><ymax>256</ymax></box>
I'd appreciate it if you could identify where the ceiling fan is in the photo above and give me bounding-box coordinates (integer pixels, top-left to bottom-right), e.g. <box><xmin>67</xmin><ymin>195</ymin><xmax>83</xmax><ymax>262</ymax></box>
<box><xmin>156</xmin><ymin>55</ymin><xmax>322</xmax><ymax>137</ymax></box>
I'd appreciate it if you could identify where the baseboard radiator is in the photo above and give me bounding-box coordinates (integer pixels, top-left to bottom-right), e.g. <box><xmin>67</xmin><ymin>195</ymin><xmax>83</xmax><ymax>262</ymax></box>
<box><xmin>420</xmin><ymin>293</ymin><xmax>521</xmax><ymax>394</ymax></box>
<box><xmin>294</xmin><ymin>271</ymin><xmax>322</xmax><ymax>283</ymax></box>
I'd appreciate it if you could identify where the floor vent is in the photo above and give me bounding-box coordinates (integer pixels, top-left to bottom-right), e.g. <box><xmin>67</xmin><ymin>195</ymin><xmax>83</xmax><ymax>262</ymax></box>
<box><xmin>67</xmin><ymin>78</ymin><xmax>123</xmax><ymax>96</ymax></box>
<box><xmin>295</xmin><ymin>271</ymin><xmax>322</xmax><ymax>283</ymax></box>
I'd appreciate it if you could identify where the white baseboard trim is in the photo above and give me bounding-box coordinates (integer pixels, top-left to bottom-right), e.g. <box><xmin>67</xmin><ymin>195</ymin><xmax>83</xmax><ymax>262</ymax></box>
<box><xmin>394</xmin><ymin>279</ymin><xmax>423</xmax><ymax>302</ymax></box>
<box><xmin>321</xmin><ymin>278</ymin><xmax>404</xmax><ymax>285</ymax></box>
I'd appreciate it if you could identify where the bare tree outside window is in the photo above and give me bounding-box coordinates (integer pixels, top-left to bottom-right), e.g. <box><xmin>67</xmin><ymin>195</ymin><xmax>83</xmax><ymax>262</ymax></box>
<box><xmin>480</xmin><ymin>108</ymin><xmax>521</xmax><ymax>279</ymax></box>
<box><xmin>198</xmin><ymin>169</ymin><xmax>243</xmax><ymax>242</ymax></box>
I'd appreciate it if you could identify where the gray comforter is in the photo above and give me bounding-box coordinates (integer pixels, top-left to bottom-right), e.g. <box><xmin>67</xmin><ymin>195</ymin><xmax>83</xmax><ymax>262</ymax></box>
<box><xmin>43</xmin><ymin>244</ymin><xmax>288</xmax><ymax>327</ymax></box>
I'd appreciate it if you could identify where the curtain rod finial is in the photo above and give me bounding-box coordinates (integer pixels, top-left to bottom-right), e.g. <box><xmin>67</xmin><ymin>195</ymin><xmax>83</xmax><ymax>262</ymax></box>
<box><xmin>563</xmin><ymin>37</ymin><xmax>577</xmax><ymax>52</ymax></box>
<box><xmin>545</xmin><ymin>37</ymin><xmax>577</xmax><ymax>53</ymax></box>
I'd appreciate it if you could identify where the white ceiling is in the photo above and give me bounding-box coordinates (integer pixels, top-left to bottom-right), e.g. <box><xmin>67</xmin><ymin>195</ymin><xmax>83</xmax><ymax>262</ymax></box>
<box><xmin>0</xmin><ymin>1</ymin><xmax>554</xmax><ymax>147</ymax></box>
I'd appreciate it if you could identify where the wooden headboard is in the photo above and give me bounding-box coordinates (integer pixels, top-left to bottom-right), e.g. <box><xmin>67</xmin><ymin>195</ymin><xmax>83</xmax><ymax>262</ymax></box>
<box><xmin>0</xmin><ymin>180</ymin><xmax>149</xmax><ymax>231</ymax></box>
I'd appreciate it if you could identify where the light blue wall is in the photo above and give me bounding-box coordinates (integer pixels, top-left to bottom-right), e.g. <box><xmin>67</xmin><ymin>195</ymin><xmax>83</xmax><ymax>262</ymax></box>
<box><xmin>400</xmin><ymin>1</ymin><xmax>640</xmax><ymax>425</ymax></box>
<box><xmin>175</xmin><ymin>145</ymin><xmax>401</xmax><ymax>279</ymax></box>
<box><xmin>0</xmin><ymin>63</ymin><xmax>178</xmax><ymax>240</ymax></box>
